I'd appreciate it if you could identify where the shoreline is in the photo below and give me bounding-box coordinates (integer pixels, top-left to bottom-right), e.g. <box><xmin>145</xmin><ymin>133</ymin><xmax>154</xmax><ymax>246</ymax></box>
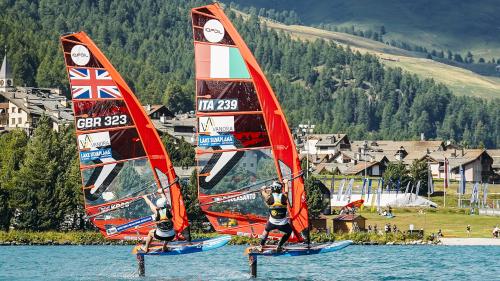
<box><xmin>439</xmin><ymin>238</ymin><xmax>500</xmax><ymax>246</ymax></box>
<box><xmin>1</xmin><ymin>231</ymin><xmax>499</xmax><ymax>246</ymax></box>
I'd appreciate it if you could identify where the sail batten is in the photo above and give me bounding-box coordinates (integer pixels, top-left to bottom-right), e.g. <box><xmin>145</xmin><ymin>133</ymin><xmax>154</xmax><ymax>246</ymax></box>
<box><xmin>192</xmin><ymin>4</ymin><xmax>309</xmax><ymax>242</ymax></box>
<box><xmin>61</xmin><ymin>32</ymin><xmax>189</xmax><ymax>240</ymax></box>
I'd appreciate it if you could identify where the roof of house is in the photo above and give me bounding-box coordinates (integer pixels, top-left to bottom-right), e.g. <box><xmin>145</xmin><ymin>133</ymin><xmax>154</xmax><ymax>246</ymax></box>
<box><xmin>402</xmin><ymin>151</ymin><xmax>438</xmax><ymax>165</ymax></box>
<box><xmin>299</xmin><ymin>153</ymin><xmax>332</xmax><ymax>164</ymax></box>
<box><xmin>444</xmin><ymin>149</ymin><xmax>491</xmax><ymax>170</ymax></box>
<box><xmin>313</xmin><ymin>162</ymin><xmax>352</xmax><ymax>174</ymax></box>
<box><xmin>333</xmin><ymin>214</ymin><xmax>365</xmax><ymax>221</ymax></box>
<box><xmin>143</xmin><ymin>104</ymin><xmax>174</xmax><ymax>117</ymax></box>
<box><xmin>489</xmin><ymin>149</ymin><xmax>500</xmax><ymax>169</ymax></box>
<box><xmin>1</xmin><ymin>88</ymin><xmax>73</xmax><ymax>123</ymax></box>
<box><xmin>351</xmin><ymin>140</ymin><xmax>444</xmax><ymax>154</ymax></box>
<box><xmin>173</xmin><ymin>166</ymin><xmax>196</xmax><ymax>178</ymax></box>
<box><xmin>314</xmin><ymin>134</ymin><xmax>348</xmax><ymax>147</ymax></box>
<box><xmin>345</xmin><ymin>161</ymin><xmax>381</xmax><ymax>175</ymax></box>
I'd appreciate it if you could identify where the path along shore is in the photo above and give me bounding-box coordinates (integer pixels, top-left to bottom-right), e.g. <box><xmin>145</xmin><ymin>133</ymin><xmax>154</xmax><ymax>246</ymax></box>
<box><xmin>440</xmin><ymin>238</ymin><xmax>500</xmax><ymax>246</ymax></box>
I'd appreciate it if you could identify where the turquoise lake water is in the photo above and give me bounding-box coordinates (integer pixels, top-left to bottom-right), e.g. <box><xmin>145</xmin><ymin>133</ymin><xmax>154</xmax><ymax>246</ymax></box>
<box><xmin>0</xmin><ymin>245</ymin><xmax>499</xmax><ymax>280</ymax></box>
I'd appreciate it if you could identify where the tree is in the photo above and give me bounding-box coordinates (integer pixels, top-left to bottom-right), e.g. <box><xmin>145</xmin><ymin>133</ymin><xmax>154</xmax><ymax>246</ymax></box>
<box><xmin>304</xmin><ymin>177</ymin><xmax>328</xmax><ymax>219</ymax></box>
<box><xmin>380</xmin><ymin>25</ymin><xmax>386</xmax><ymax>35</ymax></box>
<box><xmin>0</xmin><ymin>130</ymin><xmax>28</xmax><ymax>230</ymax></box>
<box><xmin>383</xmin><ymin>161</ymin><xmax>410</xmax><ymax>190</ymax></box>
<box><xmin>409</xmin><ymin>160</ymin><xmax>429</xmax><ymax>195</ymax></box>
<box><xmin>10</xmin><ymin>117</ymin><xmax>58</xmax><ymax>230</ymax></box>
<box><xmin>181</xmin><ymin>170</ymin><xmax>205</xmax><ymax>230</ymax></box>
<box><xmin>162</xmin><ymin>81</ymin><xmax>193</xmax><ymax>114</ymax></box>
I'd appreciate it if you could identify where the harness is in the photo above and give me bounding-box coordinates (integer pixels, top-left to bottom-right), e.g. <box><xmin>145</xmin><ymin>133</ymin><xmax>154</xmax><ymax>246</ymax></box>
<box><xmin>268</xmin><ymin>193</ymin><xmax>288</xmax><ymax>220</ymax></box>
<box><xmin>156</xmin><ymin>208</ymin><xmax>174</xmax><ymax>234</ymax></box>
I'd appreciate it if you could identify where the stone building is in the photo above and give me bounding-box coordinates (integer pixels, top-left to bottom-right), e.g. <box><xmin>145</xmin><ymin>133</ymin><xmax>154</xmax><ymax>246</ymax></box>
<box><xmin>0</xmin><ymin>53</ymin><xmax>73</xmax><ymax>134</ymax></box>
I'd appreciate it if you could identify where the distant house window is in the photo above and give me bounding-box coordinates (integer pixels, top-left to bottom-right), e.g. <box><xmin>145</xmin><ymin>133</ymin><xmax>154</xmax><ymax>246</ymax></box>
<box><xmin>18</xmin><ymin>108</ymin><xmax>21</xmax><ymax>113</ymax></box>
<box><xmin>250</xmin><ymin>163</ymin><xmax>254</xmax><ymax>168</ymax></box>
<box><xmin>18</xmin><ymin>118</ymin><xmax>22</xmax><ymax>124</ymax></box>
<box><xmin>11</xmin><ymin>118</ymin><xmax>15</xmax><ymax>124</ymax></box>
<box><xmin>242</xmin><ymin>163</ymin><xmax>246</xmax><ymax>167</ymax></box>
<box><xmin>11</xmin><ymin>107</ymin><xmax>15</xmax><ymax>113</ymax></box>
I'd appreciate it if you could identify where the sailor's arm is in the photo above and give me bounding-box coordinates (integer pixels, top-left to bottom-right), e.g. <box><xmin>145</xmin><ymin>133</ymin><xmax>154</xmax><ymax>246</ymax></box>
<box><xmin>142</xmin><ymin>195</ymin><xmax>157</xmax><ymax>213</ymax></box>
<box><xmin>260</xmin><ymin>185</ymin><xmax>271</xmax><ymax>200</ymax></box>
<box><xmin>283</xmin><ymin>178</ymin><xmax>290</xmax><ymax>194</ymax></box>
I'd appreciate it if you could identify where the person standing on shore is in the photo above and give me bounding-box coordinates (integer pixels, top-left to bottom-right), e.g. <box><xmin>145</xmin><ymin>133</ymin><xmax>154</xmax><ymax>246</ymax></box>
<box><xmin>466</xmin><ymin>225</ymin><xmax>471</xmax><ymax>237</ymax></box>
<box><xmin>493</xmin><ymin>225</ymin><xmax>499</xmax><ymax>238</ymax></box>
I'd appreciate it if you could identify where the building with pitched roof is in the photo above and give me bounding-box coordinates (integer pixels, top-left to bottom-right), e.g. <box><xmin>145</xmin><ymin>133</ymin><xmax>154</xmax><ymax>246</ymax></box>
<box><xmin>488</xmin><ymin>149</ymin><xmax>500</xmax><ymax>180</ymax></box>
<box><xmin>0</xmin><ymin>53</ymin><xmax>73</xmax><ymax>134</ymax></box>
<box><xmin>301</xmin><ymin>133</ymin><xmax>350</xmax><ymax>155</ymax></box>
<box><xmin>429</xmin><ymin>149</ymin><xmax>493</xmax><ymax>182</ymax></box>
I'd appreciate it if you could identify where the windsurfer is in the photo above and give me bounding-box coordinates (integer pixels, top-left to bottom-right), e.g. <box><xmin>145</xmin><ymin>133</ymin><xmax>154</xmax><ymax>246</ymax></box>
<box><xmin>140</xmin><ymin>194</ymin><xmax>175</xmax><ymax>253</ymax></box>
<box><xmin>258</xmin><ymin>179</ymin><xmax>292</xmax><ymax>253</ymax></box>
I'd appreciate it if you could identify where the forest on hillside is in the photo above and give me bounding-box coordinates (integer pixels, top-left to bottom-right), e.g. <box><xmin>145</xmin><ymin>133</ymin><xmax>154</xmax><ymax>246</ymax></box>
<box><xmin>1</xmin><ymin>0</ymin><xmax>498</xmax><ymax>148</ymax></box>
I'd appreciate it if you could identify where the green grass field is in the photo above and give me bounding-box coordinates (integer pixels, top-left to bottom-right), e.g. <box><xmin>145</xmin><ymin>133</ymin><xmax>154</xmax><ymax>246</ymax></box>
<box><xmin>318</xmin><ymin>176</ymin><xmax>500</xmax><ymax>238</ymax></box>
<box><xmin>354</xmin><ymin>210</ymin><xmax>499</xmax><ymax>238</ymax></box>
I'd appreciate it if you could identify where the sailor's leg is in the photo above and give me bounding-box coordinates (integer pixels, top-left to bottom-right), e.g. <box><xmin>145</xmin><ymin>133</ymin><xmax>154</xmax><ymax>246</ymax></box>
<box><xmin>161</xmin><ymin>241</ymin><xmax>169</xmax><ymax>252</ymax></box>
<box><xmin>143</xmin><ymin>229</ymin><xmax>155</xmax><ymax>252</ymax></box>
<box><xmin>260</xmin><ymin>222</ymin><xmax>272</xmax><ymax>247</ymax></box>
<box><xmin>162</xmin><ymin>235</ymin><xmax>175</xmax><ymax>252</ymax></box>
<box><xmin>259</xmin><ymin>230</ymin><xmax>269</xmax><ymax>247</ymax></box>
<box><xmin>277</xmin><ymin>223</ymin><xmax>293</xmax><ymax>249</ymax></box>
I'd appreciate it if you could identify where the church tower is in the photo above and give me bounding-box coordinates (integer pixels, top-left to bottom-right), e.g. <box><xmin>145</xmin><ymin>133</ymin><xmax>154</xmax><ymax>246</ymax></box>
<box><xmin>0</xmin><ymin>47</ymin><xmax>13</xmax><ymax>93</ymax></box>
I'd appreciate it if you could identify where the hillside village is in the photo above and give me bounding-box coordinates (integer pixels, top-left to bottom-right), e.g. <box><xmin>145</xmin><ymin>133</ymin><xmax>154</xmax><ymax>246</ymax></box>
<box><xmin>298</xmin><ymin>133</ymin><xmax>499</xmax><ymax>183</ymax></box>
<box><xmin>0</xmin><ymin>54</ymin><xmax>499</xmax><ymax>183</ymax></box>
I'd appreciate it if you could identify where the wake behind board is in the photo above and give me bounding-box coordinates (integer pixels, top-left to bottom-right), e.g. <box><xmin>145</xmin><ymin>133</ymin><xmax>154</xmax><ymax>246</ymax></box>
<box><xmin>245</xmin><ymin>240</ymin><xmax>353</xmax><ymax>257</ymax></box>
<box><xmin>132</xmin><ymin>235</ymin><xmax>231</xmax><ymax>256</ymax></box>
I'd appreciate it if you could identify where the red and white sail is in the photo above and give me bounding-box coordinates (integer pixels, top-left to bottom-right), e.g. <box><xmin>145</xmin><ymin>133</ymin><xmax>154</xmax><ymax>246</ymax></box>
<box><xmin>191</xmin><ymin>4</ymin><xmax>309</xmax><ymax>242</ymax></box>
<box><xmin>60</xmin><ymin>32</ymin><xmax>189</xmax><ymax>240</ymax></box>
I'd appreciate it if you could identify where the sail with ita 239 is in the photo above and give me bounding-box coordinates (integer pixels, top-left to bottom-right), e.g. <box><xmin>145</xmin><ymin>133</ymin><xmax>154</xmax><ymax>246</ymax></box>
<box><xmin>60</xmin><ymin>32</ymin><xmax>189</xmax><ymax>240</ymax></box>
<box><xmin>191</xmin><ymin>4</ymin><xmax>309</xmax><ymax>242</ymax></box>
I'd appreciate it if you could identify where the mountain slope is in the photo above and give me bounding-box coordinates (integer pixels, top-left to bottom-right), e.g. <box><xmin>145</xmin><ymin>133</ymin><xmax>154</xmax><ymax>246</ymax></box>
<box><xmin>260</xmin><ymin>19</ymin><xmax>500</xmax><ymax>99</ymax></box>
<box><xmin>225</xmin><ymin>0</ymin><xmax>500</xmax><ymax>59</ymax></box>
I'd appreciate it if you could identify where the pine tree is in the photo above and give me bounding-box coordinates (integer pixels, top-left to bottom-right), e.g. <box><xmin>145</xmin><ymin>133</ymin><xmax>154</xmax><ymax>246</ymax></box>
<box><xmin>10</xmin><ymin>117</ymin><xmax>58</xmax><ymax>230</ymax></box>
<box><xmin>0</xmin><ymin>130</ymin><xmax>28</xmax><ymax>230</ymax></box>
<box><xmin>304</xmin><ymin>177</ymin><xmax>328</xmax><ymax>219</ymax></box>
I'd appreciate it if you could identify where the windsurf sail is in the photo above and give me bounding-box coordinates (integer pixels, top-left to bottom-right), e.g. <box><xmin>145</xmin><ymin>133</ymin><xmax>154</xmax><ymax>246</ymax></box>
<box><xmin>191</xmin><ymin>4</ymin><xmax>309</xmax><ymax>242</ymax></box>
<box><xmin>60</xmin><ymin>32</ymin><xmax>189</xmax><ymax>240</ymax></box>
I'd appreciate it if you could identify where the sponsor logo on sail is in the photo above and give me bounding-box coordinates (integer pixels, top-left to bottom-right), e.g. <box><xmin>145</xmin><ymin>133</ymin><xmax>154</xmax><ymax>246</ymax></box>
<box><xmin>203</xmin><ymin>19</ymin><xmax>225</xmax><ymax>43</ymax></box>
<box><xmin>70</xmin><ymin>45</ymin><xmax>91</xmax><ymax>66</ymax></box>
<box><xmin>198</xmin><ymin>99</ymin><xmax>238</xmax><ymax>111</ymax></box>
<box><xmin>98</xmin><ymin>201</ymin><xmax>130</xmax><ymax>214</ymax></box>
<box><xmin>198</xmin><ymin>135</ymin><xmax>234</xmax><ymax>147</ymax></box>
<box><xmin>78</xmin><ymin>131</ymin><xmax>111</xmax><ymax>150</ymax></box>
<box><xmin>213</xmin><ymin>193</ymin><xmax>256</xmax><ymax>203</ymax></box>
<box><xmin>80</xmin><ymin>148</ymin><xmax>112</xmax><ymax>161</ymax></box>
<box><xmin>199</xmin><ymin>116</ymin><xmax>235</xmax><ymax>133</ymax></box>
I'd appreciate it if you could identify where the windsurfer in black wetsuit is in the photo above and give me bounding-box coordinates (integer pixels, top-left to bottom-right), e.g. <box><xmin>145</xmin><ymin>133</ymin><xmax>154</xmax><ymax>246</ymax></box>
<box><xmin>140</xmin><ymin>194</ymin><xmax>175</xmax><ymax>253</ymax></box>
<box><xmin>258</xmin><ymin>179</ymin><xmax>292</xmax><ymax>253</ymax></box>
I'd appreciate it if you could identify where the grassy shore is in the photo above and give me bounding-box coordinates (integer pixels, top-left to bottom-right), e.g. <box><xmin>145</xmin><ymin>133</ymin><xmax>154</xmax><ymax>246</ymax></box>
<box><xmin>0</xmin><ymin>230</ymin><xmax>436</xmax><ymax>246</ymax></box>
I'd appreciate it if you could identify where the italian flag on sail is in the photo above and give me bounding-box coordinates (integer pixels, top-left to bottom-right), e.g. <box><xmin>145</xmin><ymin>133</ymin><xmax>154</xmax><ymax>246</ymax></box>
<box><xmin>195</xmin><ymin>43</ymin><xmax>250</xmax><ymax>79</ymax></box>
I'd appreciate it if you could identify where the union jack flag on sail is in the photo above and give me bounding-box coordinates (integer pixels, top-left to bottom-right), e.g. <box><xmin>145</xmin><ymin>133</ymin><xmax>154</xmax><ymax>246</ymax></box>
<box><xmin>69</xmin><ymin>67</ymin><xmax>121</xmax><ymax>99</ymax></box>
